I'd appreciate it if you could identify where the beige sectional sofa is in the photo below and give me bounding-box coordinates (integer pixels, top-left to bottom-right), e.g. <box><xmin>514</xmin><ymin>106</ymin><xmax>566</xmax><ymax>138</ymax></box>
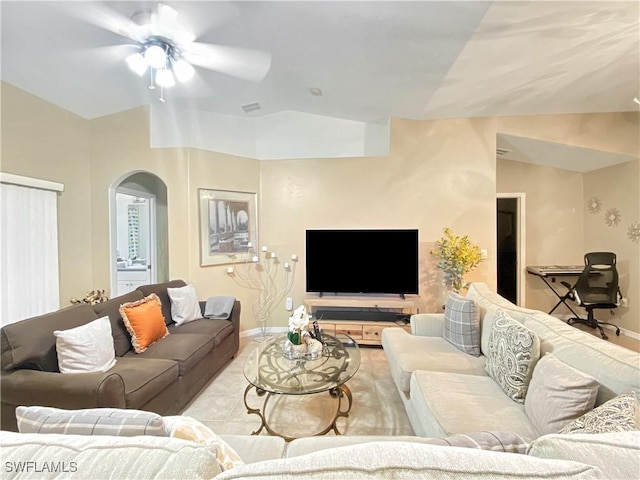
<box><xmin>1</xmin><ymin>282</ymin><xmax>638</xmax><ymax>479</ymax></box>
<box><xmin>381</xmin><ymin>282</ymin><xmax>640</xmax><ymax>439</ymax></box>
<box><xmin>1</xmin><ymin>423</ymin><xmax>638</xmax><ymax>479</ymax></box>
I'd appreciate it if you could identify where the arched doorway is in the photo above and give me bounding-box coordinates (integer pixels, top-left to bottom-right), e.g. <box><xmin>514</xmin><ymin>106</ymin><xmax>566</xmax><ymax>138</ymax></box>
<box><xmin>109</xmin><ymin>171</ymin><xmax>168</xmax><ymax>295</ymax></box>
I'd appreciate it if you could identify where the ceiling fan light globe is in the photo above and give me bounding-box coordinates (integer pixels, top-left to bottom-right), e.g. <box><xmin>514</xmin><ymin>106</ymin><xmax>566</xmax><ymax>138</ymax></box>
<box><xmin>173</xmin><ymin>59</ymin><xmax>195</xmax><ymax>82</ymax></box>
<box><xmin>126</xmin><ymin>53</ymin><xmax>147</xmax><ymax>76</ymax></box>
<box><xmin>156</xmin><ymin>69</ymin><xmax>175</xmax><ymax>88</ymax></box>
<box><xmin>145</xmin><ymin>45</ymin><xmax>167</xmax><ymax>69</ymax></box>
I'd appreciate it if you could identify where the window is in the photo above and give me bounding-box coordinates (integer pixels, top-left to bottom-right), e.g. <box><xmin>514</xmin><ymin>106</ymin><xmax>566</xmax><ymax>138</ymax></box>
<box><xmin>1</xmin><ymin>174</ymin><xmax>63</xmax><ymax>326</ymax></box>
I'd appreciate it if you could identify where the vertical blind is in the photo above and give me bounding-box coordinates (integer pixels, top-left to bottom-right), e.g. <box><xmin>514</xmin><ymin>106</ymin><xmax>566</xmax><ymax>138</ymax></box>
<box><xmin>1</xmin><ymin>177</ymin><xmax>62</xmax><ymax>326</ymax></box>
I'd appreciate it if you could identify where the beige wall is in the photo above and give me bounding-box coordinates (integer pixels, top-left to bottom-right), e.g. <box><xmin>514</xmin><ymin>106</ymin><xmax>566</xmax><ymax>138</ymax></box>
<box><xmin>260</xmin><ymin>117</ymin><xmax>498</xmax><ymax>315</ymax></box>
<box><xmin>185</xmin><ymin>148</ymin><xmax>261</xmax><ymax>320</ymax></box>
<box><xmin>584</xmin><ymin>160</ymin><xmax>640</xmax><ymax>334</ymax></box>
<box><xmin>1</xmin><ymin>83</ymin><xmax>93</xmax><ymax>306</ymax></box>
<box><xmin>1</xmin><ymin>82</ymin><xmax>262</xmax><ymax>324</ymax></box>
<box><xmin>495</xmin><ymin>113</ymin><xmax>640</xmax><ymax>158</ymax></box>
<box><xmin>87</xmin><ymin>107</ymin><xmax>262</xmax><ymax>322</ymax></box>
<box><xmin>2</xmin><ymin>83</ymin><xmax>638</xmax><ymax>333</ymax></box>
<box><xmin>496</xmin><ymin>159</ymin><xmax>585</xmax><ymax>312</ymax></box>
<box><xmin>496</xmin><ymin>158</ymin><xmax>640</xmax><ymax>334</ymax></box>
<box><xmin>495</xmin><ymin>113</ymin><xmax>639</xmax><ymax>335</ymax></box>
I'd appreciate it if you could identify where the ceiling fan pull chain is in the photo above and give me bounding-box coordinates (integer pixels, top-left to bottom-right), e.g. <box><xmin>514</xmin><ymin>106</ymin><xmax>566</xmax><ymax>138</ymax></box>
<box><xmin>159</xmin><ymin>85</ymin><xmax>165</xmax><ymax>103</ymax></box>
<box><xmin>148</xmin><ymin>69</ymin><xmax>155</xmax><ymax>90</ymax></box>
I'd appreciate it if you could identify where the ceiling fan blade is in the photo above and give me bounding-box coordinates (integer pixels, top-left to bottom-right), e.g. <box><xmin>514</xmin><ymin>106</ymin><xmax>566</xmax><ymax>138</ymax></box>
<box><xmin>121</xmin><ymin>3</ymin><xmax>194</xmax><ymax>45</ymax></box>
<box><xmin>151</xmin><ymin>4</ymin><xmax>195</xmax><ymax>44</ymax></box>
<box><xmin>183</xmin><ymin>43</ymin><xmax>272</xmax><ymax>82</ymax></box>
<box><xmin>54</xmin><ymin>2</ymin><xmax>139</xmax><ymax>42</ymax></box>
<box><xmin>72</xmin><ymin>44</ymin><xmax>141</xmax><ymax>63</ymax></box>
<box><xmin>156</xmin><ymin>4</ymin><xmax>179</xmax><ymax>28</ymax></box>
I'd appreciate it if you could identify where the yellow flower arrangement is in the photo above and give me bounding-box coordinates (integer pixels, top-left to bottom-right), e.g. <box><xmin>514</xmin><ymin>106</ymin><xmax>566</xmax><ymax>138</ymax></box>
<box><xmin>431</xmin><ymin>227</ymin><xmax>483</xmax><ymax>292</ymax></box>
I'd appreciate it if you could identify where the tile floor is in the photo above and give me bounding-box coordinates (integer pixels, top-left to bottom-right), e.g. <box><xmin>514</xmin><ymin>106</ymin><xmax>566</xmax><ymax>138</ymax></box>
<box><xmin>182</xmin><ymin>336</ymin><xmax>415</xmax><ymax>438</ymax></box>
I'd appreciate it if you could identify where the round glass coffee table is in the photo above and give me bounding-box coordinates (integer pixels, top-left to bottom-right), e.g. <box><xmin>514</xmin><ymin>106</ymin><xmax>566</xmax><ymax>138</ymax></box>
<box><xmin>243</xmin><ymin>332</ymin><xmax>360</xmax><ymax>441</ymax></box>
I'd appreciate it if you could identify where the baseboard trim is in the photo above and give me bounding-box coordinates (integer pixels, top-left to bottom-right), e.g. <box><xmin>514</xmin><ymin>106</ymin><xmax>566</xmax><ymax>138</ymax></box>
<box><xmin>551</xmin><ymin>314</ymin><xmax>639</xmax><ymax>340</ymax></box>
<box><xmin>240</xmin><ymin>326</ymin><xmax>288</xmax><ymax>339</ymax></box>
<box><xmin>620</xmin><ymin>327</ymin><xmax>640</xmax><ymax>340</ymax></box>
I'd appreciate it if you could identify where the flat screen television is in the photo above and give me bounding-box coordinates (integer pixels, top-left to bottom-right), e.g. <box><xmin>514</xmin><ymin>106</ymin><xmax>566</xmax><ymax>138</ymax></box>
<box><xmin>305</xmin><ymin>229</ymin><xmax>419</xmax><ymax>296</ymax></box>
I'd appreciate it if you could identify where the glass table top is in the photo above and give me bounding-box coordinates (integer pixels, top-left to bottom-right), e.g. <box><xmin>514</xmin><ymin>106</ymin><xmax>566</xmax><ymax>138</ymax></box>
<box><xmin>243</xmin><ymin>333</ymin><xmax>361</xmax><ymax>395</ymax></box>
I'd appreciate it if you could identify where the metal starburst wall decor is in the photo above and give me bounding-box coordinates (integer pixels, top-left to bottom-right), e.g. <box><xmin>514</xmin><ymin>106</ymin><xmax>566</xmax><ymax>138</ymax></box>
<box><xmin>587</xmin><ymin>196</ymin><xmax>602</xmax><ymax>215</ymax></box>
<box><xmin>627</xmin><ymin>221</ymin><xmax>640</xmax><ymax>244</ymax></box>
<box><xmin>604</xmin><ymin>208</ymin><xmax>622</xmax><ymax>227</ymax></box>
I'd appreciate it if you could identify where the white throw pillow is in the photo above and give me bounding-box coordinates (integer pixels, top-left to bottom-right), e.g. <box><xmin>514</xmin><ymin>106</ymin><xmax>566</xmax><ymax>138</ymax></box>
<box><xmin>525</xmin><ymin>353</ymin><xmax>599</xmax><ymax>436</ymax></box>
<box><xmin>54</xmin><ymin>316</ymin><xmax>116</xmax><ymax>374</ymax></box>
<box><xmin>167</xmin><ymin>284</ymin><xmax>202</xmax><ymax>326</ymax></box>
<box><xmin>164</xmin><ymin>416</ymin><xmax>244</xmax><ymax>471</ymax></box>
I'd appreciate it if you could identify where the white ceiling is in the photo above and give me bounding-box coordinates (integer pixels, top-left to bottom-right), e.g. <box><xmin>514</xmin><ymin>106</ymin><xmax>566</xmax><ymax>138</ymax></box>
<box><xmin>1</xmin><ymin>1</ymin><xmax>639</xmax><ymax>164</ymax></box>
<box><xmin>497</xmin><ymin>134</ymin><xmax>637</xmax><ymax>172</ymax></box>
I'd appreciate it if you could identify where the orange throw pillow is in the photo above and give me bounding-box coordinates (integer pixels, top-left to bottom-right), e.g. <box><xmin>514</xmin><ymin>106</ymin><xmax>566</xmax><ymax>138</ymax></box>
<box><xmin>119</xmin><ymin>294</ymin><xmax>169</xmax><ymax>353</ymax></box>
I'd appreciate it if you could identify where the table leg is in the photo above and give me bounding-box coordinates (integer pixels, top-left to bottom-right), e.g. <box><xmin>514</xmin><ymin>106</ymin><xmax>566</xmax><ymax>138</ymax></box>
<box><xmin>243</xmin><ymin>383</ymin><xmax>354</xmax><ymax>442</ymax></box>
<box><xmin>327</xmin><ymin>384</ymin><xmax>353</xmax><ymax>435</ymax></box>
<box><xmin>243</xmin><ymin>384</ymin><xmax>268</xmax><ymax>436</ymax></box>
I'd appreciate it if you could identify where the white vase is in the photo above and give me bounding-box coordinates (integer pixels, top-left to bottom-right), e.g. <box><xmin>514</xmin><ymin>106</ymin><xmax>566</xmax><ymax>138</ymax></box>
<box><xmin>282</xmin><ymin>339</ymin><xmax>308</xmax><ymax>360</ymax></box>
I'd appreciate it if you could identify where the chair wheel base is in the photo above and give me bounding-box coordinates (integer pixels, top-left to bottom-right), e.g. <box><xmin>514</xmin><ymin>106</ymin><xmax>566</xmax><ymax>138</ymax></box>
<box><xmin>566</xmin><ymin>317</ymin><xmax>620</xmax><ymax>342</ymax></box>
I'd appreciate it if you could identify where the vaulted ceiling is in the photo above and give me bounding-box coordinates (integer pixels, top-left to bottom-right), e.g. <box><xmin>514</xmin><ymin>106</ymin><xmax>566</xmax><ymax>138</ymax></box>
<box><xmin>1</xmin><ymin>1</ymin><xmax>638</xmax><ymax>165</ymax></box>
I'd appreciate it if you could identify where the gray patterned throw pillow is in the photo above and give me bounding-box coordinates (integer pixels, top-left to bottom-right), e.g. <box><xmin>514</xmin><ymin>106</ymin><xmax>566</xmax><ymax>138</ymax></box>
<box><xmin>558</xmin><ymin>392</ymin><xmax>639</xmax><ymax>434</ymax></box>
<box><xmin>443</xmin><ymin>292</ymin><xmax>481</xmax><ymax>356</ymax></box>
<box><xmin>484</xmin><ymin>309</ymin><xmax>540</xmax><ymax>403</ymax></box>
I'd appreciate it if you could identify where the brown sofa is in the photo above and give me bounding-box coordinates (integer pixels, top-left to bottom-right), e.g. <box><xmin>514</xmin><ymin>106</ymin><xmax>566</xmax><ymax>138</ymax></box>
<box><xmin>0</xmin><ymin>280</ymin><xmax>241</xmax><ymax>431</ymax></box>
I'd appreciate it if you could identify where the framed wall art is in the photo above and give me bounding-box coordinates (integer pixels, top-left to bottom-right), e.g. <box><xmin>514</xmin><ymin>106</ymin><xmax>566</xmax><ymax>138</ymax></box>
<box><xmin>198</xmin><ymin>189</ymin><xmax>258</xmax><ymax>266</ymax></box>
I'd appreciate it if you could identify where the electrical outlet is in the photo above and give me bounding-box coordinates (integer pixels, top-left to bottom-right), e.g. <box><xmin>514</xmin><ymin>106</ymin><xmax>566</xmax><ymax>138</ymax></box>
<box><xmin>285</xmin><ymin>296</ymin><xmax>293</xmax><ymax>311</ymax></box>
<box><xmin>481</xmin><ymin>249</ymin><xmax>488</xmax><ymax>260</ymax></box>
<box><xmin>621</xmin><ymin>297</ymin><xmax>628</xmax><ymax>308</ymax></box>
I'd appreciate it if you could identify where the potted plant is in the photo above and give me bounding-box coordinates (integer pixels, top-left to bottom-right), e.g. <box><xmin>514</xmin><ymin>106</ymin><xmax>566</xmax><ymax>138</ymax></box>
<box><xmin>283</xmin><ymin>305</ymin><xmax>323</xmax><ymax>360</ymax></box>
<box><xmin>287</xmin><ymin>305</ymin><xmax>311</xmax><ymax>346</ymax></box>
<box><xmin>431</xmin><ymin>227</ymin><xmax>484</xmax><ymax>292</ymax></box>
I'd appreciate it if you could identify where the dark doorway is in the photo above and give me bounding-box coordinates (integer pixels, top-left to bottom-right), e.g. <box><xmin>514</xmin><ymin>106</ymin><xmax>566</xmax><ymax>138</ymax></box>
<box><xmin>497</xmin><ymin>198</ymin><xmax>518</xmax><ymax>304</ymax></box>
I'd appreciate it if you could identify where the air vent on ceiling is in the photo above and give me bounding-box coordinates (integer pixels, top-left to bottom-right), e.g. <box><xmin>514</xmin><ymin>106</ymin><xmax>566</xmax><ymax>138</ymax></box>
<box><xmin>242</xmin><ymin>102</ymin><xmax>262</xmax><ymax>113</ymax></box>
<box><xmin>496</xmin><ymin>148</ymin><xmax>512</xmax><ymax>156</ymax></box>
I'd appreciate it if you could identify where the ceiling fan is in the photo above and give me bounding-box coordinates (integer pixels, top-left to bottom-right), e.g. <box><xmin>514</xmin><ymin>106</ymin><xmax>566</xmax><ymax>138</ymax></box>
<box><xmin>120</xmin><ymin>3</ymin><xmax>271</xmax><ymax>102</ymax></box>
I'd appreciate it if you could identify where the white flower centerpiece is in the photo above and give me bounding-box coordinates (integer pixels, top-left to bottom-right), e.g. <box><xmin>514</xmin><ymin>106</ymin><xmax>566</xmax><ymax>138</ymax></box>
<box><xmin>282</xmin><ymin>305</ymin><xmax>323</xmax><ymax>360</ymax></box>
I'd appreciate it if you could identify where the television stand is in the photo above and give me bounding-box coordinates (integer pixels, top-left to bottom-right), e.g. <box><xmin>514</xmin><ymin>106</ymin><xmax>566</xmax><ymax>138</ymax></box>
<box><xmin>318</xmin><ymin>292</ymin><xmax>408</xmax><ymax>299</ymax></box>
<box><xmin>303</xmin><ymin>294</ymin><xmax>423</xmax><ymax>346</ymax></box>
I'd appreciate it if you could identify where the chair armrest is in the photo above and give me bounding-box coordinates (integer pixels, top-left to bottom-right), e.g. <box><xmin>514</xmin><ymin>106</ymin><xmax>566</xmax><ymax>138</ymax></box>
<box><xmin>0</xmin><ymin>369</ymin><xmax>126</xmax><ymax>409</ymax></box>
<box><xmin>410</xmin><ymin>313</ymin><xmax>445</xmax><ymax>337</ymax></box>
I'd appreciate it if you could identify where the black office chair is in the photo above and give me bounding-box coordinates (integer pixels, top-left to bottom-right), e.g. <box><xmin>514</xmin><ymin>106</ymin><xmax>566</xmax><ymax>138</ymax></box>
<box><xmin>561</xmin><ymin>252</ymin><xmax>622</xmax><ymax>340</ymax></box>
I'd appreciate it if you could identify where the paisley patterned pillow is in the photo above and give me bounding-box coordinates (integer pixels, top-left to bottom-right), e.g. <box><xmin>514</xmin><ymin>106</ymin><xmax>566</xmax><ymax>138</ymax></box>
<box><xmin>484</xmin><ymin>309</ymin><xmax>540</xmax><ymax>403</ymax></box>
<box><xmin>559</xmin><ymin>392</ymin><xmax>639</xmax><ymax>434</ymax></box>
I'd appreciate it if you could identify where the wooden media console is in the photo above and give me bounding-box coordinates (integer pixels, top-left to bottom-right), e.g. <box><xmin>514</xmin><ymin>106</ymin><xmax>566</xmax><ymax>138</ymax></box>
<box><xmin>303</xmin><ymin>294</ymin><xmax>423</xmax><ymax>346</ymax></box>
